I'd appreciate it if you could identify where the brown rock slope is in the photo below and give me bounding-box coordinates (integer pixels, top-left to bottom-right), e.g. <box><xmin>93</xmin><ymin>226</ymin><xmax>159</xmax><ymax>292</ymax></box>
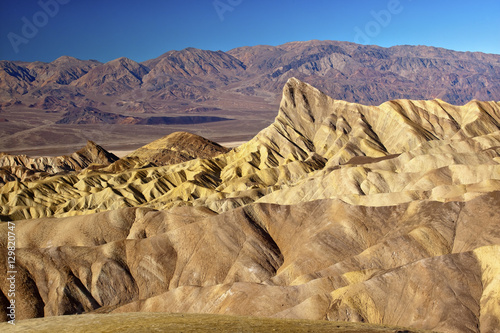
<box><xmin>1</xmin><ymin>195</ymin><xmax>499</xmax><ymax>332</ymax></box>
<box><xmin>0</xmin><ymin>56</ymin><xmax>100</xmax><ymax>97</ymax></box>
<box><xmin>120</xmin><ymin>131</ymin><xmax>230</xmax><ymax>166</ymax></box>
<box><xmin>104</xmin><ymin>131</ymin><xmax>231</xmax><ymax>172</ymax></box>
<box><xmin>227</xmin><ymin>41</ymin><xmax>500</xmax><ymax>105</ymax></box>
<box><xmin>70</xmin><ymin>57</ymin><xmax>150</xmax><ymax>95</ymax></box>
<box><xmin>1</xmin><ymin>78</ymin><xmax>500</xmax><ymax>332</ymax></box>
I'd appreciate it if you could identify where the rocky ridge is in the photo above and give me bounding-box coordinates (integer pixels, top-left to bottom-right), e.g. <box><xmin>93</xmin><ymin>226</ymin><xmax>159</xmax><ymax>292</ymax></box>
<box><xmin>0</xmin><ymin>56</ymin><xmax>99</xmax><ymax>98</ymax></box>
<box><xmin>106</xmin><ymin>132</ymin><xmax>230</xmax><ymax>172</ymax></box>
<box><xmin>1</xmin><ymin>78</ymin><xmax>499</xmax><ymax>220</ymax></box>
<box><xmin>0</xmin><ymin>140</ymin><xmax>118</xmax><ymax>185</ymax></box>
<box><xmin>122</xmin><ymin>131</ymin><xmax>230</xmax><ymax>166</ymax></box>
<box><xmin>70</xmin><ymin>57</ymin><xmax>150</xmax><ymax>95</ymax></box>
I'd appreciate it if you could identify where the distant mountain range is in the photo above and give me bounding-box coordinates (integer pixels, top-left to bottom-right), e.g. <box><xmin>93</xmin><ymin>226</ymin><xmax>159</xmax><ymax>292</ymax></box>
<box><xmin>1</xmin><ymin>40</ymin><xmax>499</xmax><ymax>109</ymax></box>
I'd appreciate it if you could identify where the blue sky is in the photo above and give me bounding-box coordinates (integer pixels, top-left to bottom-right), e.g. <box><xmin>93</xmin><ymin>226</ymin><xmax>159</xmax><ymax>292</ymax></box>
<box><xmin>1</xmin><ymin>0</ymin><xmax>499</xmax><ymax>63</ymax></box>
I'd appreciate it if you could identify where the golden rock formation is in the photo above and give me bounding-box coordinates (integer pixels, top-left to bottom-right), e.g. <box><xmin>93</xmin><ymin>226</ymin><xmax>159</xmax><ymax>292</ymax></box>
<box><xmin>0</xmin><ymin>140</ymin><xmax>118</xmax><ymax>186</ymax></box>
<box><xmin>1</xmin><ymin>194</ymin><xmax>499</xmax><ymax>332</ymax></box>
<box><xmin>1</xmin><ymin>78</ymin><xmax>499</xmax><ymax>220</ymax></box>
<box><xmin>1</xmin><ymin>78</ymin><xmax>500</xmax><ymax>332</ymax></box>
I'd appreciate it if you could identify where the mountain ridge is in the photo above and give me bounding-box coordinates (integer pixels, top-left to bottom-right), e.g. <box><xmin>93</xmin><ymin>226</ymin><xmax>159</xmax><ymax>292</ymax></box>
<box><xmin>2</xmin><ymin>40</ymin><xmax>499</xmax><ymax>105</ymax></box>
<box><xmin>0</xmin><ymin>140</ymin><xmax>118</xmax><ymax>185</ymax></box>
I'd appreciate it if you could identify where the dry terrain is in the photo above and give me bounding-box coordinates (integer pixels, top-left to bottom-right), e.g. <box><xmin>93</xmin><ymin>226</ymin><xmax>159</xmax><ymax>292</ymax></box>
<box><xmin>1</xmin><ymin>40</ymin><xmax>499</xmax><ymax>155</ymax></box>
<box><xmin>1</xmin><ymin>78</ymin><xmax>499</xmax><ymax>332</ymax></box>
<box><xmin>0</xmin><ymin>313</ymin><xmax>434</xmax><ymax>333</ymax></box>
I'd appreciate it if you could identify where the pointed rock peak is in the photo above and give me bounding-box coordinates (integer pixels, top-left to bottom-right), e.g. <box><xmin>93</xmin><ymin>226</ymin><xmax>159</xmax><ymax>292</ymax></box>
<box><xmin>79</xmin><ymin>140</ymin><xmax>99</xmax><ymax>154</ymax></box>
<box><xmin>84</xmin><ymin>140</ymin><xmax>99</xmax><ymax>149</ymax></box>
<box><xmin>108</xmin><ymin>57</ymin><xmax>137</xmax><ymax>66</ymax></box>
<box><xmin>424</xmin><ymin>98</ymin><xmax>456</xmax><ymax>108</ymax></box>
<box><xmin>282</xmin><ymin>77</ymin><xmax>331</xmax><ymax>104</ymax></box>
<box><xmin>75</xmin><ymin>140</ymin><xmax>119</xmax><ymax>163</ymax></box>
<box><xmin>277</xmin><ymin>78</ymin><xmax>335</xmax><ymax>138</ymax></box>
<box><xmin>111</xmin><ymin>57</ymin><xmax>150</xmax><ymax>73</ymax></box>
<box><xmin>284</xmin><ymin>77</ymin><xmax>322</xmax><ymax>95</ymax></box>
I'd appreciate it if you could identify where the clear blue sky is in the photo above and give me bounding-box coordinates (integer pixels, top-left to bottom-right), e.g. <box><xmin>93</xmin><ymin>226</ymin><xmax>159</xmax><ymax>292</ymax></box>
<box><xmin>1</xmin><ymin>0</ymin><xmax>499</xmax><ymax>63</ymax></box>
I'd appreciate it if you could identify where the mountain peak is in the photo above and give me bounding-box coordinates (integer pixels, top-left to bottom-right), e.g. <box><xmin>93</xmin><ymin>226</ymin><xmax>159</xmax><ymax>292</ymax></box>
<box><xmin>123</xmin><ymin>131</ymin><xmax>230</xmax><ymax>166</ymax></box>
<box><xmin>276</xmin><ymin>77</ymin><xmax>336</xmax><ymax>140</ymax></box>
<box><xmin>108</xmin><ymin>56</ymin><xmax>136</xmax><ymax>65</ymax></box>
<box><xmin>52</xmin><ymin>55</ymin><xmax>79</xmax><ymax>63</ymax></box>
<box><xmin>70</xmin><ymin>56</ymin><xmax>150</xmax><ymax>93</ymax></box>
<box><xmin>72</xmin><ymin>140</ymin><xmax>119</xmax><ymax>165</ymax></box>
